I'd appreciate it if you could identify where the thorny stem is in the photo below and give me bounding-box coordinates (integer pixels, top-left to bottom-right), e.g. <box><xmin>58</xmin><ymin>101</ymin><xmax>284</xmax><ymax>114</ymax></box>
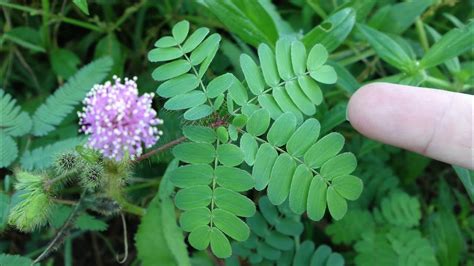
<box><xmin>135</xmin><ymin>136</ymin><xmax>187</xmax><ymax>162</ymax></box>
<box><xmin>33</xmin><ymin>191</ymin><xmax>88</xmax><ymax>264</ymax></box>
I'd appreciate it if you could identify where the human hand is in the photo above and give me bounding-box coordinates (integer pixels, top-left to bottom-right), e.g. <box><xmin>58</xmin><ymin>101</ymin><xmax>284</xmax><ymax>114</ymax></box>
<box><xmin>347</xmin><ymin>83</ymin><xmax>473</xmax><ymax>170</ymax></box>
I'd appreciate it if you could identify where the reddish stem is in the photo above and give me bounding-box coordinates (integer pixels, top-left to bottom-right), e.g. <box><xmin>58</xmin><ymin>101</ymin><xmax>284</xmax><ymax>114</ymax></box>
<box><xmin>134</xmin><ymin>136</ymin><xmax>187</xmax><ymax>162</ymax></box>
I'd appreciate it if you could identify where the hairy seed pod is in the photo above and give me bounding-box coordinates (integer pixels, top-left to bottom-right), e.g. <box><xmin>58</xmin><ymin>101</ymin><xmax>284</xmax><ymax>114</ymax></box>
<box><xmin>80</xmin><ymin>163</ymin><xmax>105</xmax><ymax>191</ymax></box>
<box><xmin>85</xmin><ymin>196</ymin><xmax>121</xmax><ymax>216</ymax></box>
<box><xmin>55</xmin><ymin>151</ymin><xmax>81</xmax><ymax>173</ymax></box>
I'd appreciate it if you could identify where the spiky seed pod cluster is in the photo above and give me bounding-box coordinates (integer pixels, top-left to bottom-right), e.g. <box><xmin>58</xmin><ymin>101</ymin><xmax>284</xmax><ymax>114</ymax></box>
<box><xmin>8</xmin><ymin>172</ymin><xmax>52</xmax><ymax>232</ymax></box>
<box><xmin>54</xmin><ymin>151</ymin><xmax>81</xmax><ymax>174</ymax></box>
<box><xmin>84</xmin><ymin>196</ymin><xmax>121</xmax><ymax>216</ymax></box>
<box><xmin>79</xmin><ymin>163</ymin><xmax>105</xmax><ymax>191</ymax></box>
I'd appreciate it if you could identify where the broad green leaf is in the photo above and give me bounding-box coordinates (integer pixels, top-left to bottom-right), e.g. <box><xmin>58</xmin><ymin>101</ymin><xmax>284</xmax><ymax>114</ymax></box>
<box><xmin>247</xmin><ymin>212</ymin><xmax>268</xmax><ymax>237</ymax></box>
<box><xmin>310</xmin><ymin>244</ymin><xmax>332</xmax><ymax>266</ymax></box>
<box><xmin>421</xmin><ymin>21</ymin><xmax>474</xmax><ymax>69</ymax></box>
<box><xmin>307</xmin><ymin>177</ymin><xmax>327</xmax><ymax>221</ymax></box>
<box><xmin>215</xmin><ymin>166</ymin><xmax>254</xmax><ymax>192</ymax></box>
<box><xmin>275</xmin><ymin>217</ymin><xmax>304</xmax><ymax>236</ymax></box>
<box><xmin>257</xmin><ymin>242</ymin><xmax>281</xmax><ymax>260</ymax></box>
<box><xmin>172</xmin><ymin>20</ymin><xmax>190</xmax><ymax>44</ymax></box>
<box><xmin>302</xmin><ymin>8</ymin><xmax>356</xmax><ymax>52</ymax></box>
<box><xmin>170</xmin><ymin>164</ymin><xmax>213</xmax><ymax>188</ymax></box>
<box><xmin>164</xmin><ymin>91</ymin><xmax>207</xmax><ymax>110</ymax></box>
<box><xmin>189</xmin><ymin>225</ymin><xmax>211</xmax><ymax>250</ymax></box>
<box><xmin>258</xmin><ymin>94</ymin><xmax>284</xmax><ymax>120</ymax></box>
<box><xmin>232</xmin><ymin>114</ymin><xmax>247</xmax><ymax>128</ymax></box>
<box><xmin>258</xmin><ymin>43</ymin><xmax>280</xmax><ymax>87</ymax></box>
<box><xmin>214</xmin><ymin>188</ymin><xmax>256</xmax><ymax>217</ymax></box>
<box><xmin>293</xmin><ymin>241</ymin><xmax>315</xmax><ymax>266</ymax></box>
<box><xmin>228</xmin><ymin>78</ymin><xmax>248</xmax><ymax>105</ymax></box>
<box><xmin>258</xmin><ymin>196</ymin><xmax>279</xmax><ymax>225</ymax></box>
<box><xmin>50</xmin><ymin>49</ymin><xmax>80</xmax><ymax>79</ymax></box>
<box><xmin>298</xmin><ymin>76</ymin><xmax>323</xmax><ymax>105</ymax></box>
<box><xmin>175</xmin><ymin>185</ymin><xmax>212</xmax><ymax>210</ymax></box>
<box><xmin>289</xmin><ymin>165</ymin><xmax>313</xmax><ymax>214</ymax></box>
<box><xmin>285</xmin><ymin>80</ymin><xmax>316</xmax><ymax>115</ymax></box>
<box><xmin>207</xmin><ymin>73</ymin><xmax>235</xmax><ymax>98</ymax></box>
<box><xmin>240</xmin><ymin>54</ymin><xmax>265</xmax><ymax>95</ymax></box>
<box><xmin>213</xmin><ymin>208</ymin><xmax>250</xmax><ymax>242</ymax></box>
<box><xmin>307</xmin><ymin>44</ymin><xmax>328</xmax><ymax>71</ymax></box>
<box><xmin>268</xmin><ymin>154</ymin><xmax>296</xmax><ymax>205</ymax></box>
<box><xmin>190</xmin><ymin>34</ymin><xmax>221</xmax><ymax>65</ymax></box>
<box><xmin>216</xmin><ymin>126</ymin><xmax>229</xmax><ymax>143</ymax></box>
<box><xmin>310</xmin><ymin>65</ymin><xmax>337</xmax><ymax>84</ymax></box>
<box><xmin>275</xmin><ymin>38</ymin><xmax>294</xmax><ymax>80</ymax></box>
<box><xmin>267</xmin><ymin>112</ymin><xmax>297</xmax><ymax>147</ymax></box>
<box><xmin>246</xmin><ymin>108</ymin><xmax>270</xmax><ymax>136</ymax></box>
<box><xmin>182</xmin><ymin>27</ymin><xmax>210</xmax><ymax>53</ymax></box>
<box><xmin>152</xmin><ymin>59</ymin><xmax>191</xmax><ymax>81</ymax></box>
<box><xmin>210</xmin><ymin>227</ymin><xmax>232</xmax><ymax>258</ymax></box>
<box><xmin>265</xmin><ymin>231</ymin><xmax>293</xmax><ymax>251</ymax></box>
<box><xmin>198</xmin><ymin>43</ymin><xmax>219</xmax><ymax>78</ymax></box>
<box><xmin>332</xmin><ymin>175</ymin><xmax>363</xmax><ymax>200</ymax></box>
<box><xmin>183</xmin><ymin>126</ymin><xmax>216</xmax><ymax>143</ymax></box>
<box><xmin>217</xmin><ymin>144</ymin><xmax>244</xmax><ymax>166</ymax></box>
<box><xmin>253</xmin><ymin>143</ymin><xmax>278</xmax><ymax>190</ymax></box>
<box><xmin>148</xmin><ymin>47</ymin><xmax>183</xmax><ymax>62</ymax></box>
<box><xmin>155</xmin><ymin>36</ymin><xmax>178</xmax><ymax>48</ymax></box>
<box><xmin>291</xmin><ymin>41</ymin><xmax>307</xmax><ymax>75</ymax></box>
<box><xmin>327</xmin><ymin>187</ymin><xmax>347</xmax><ymax>220</ymax></box>
<box><xmin>73</xmin><ymin>0</ymin><xmax>89</xmax><ymax>15</ymax></box>
<box><xmin>156</xmin><ymin>74</ymin><xmax>199</xmax><ymax>98</ymax></box>
<box><xmin>286</xmin><ymin>118</ymin><xmax>320</xmax><ymax>156</ymax></box>
<box><xmin>272</xmin><ymin>86</ymin><xmax>303</xmax><ymax>124</ymax></box>
<box><xmin>172</xmin><ymin>142</ymin><xmax>215</xmax><ymax>164</ymax></box>
<box><xmin>357</xmin><ymin>24</ymin><xmax>416</xmax><ymax>73</ymax></box>
<box><xmin>0</xmin><ymin>134</ymin><xmax>18</xmax><ymax>168</ymax></box>
<box><xmin>240</xmin><ymin>133</ymin><xmax>258</xmax><ymax>166</ymax></box>
<box><xmin>320</xmin><ymin>152</ymin><xmax>357</xmax><ymax>180</ymax></box>
<box><xmin>184</xmin><ymin>105</ymin><xmax>213</xmax><ymax>120</ymax></box>
<box><xmin>180</xmin><ymin>207</ymin><xmax>211</xmax><ymax>232</ymax></box>
<box><xmin>304</xmin><ymin>133</ymin><xmax>344</xmax><ymax>168</ymax></box>
<box><xmin>4</xmin><ymin>27</ymin><xmax>45</xmax><ymax>53</ymax></box>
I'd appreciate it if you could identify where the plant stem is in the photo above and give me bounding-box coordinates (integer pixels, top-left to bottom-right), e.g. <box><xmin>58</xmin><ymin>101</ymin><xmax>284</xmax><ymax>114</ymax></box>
<box><xmin>114</xmin><ymin>194</ymin><xmax>146</xmax><ymax>216</ymax></box>
<box><xmin>415</xmin><ymin>18</ymin><xmax>430</xmax><ymax>52</ymax></box>
<box><xmin>135</xmin><ymin>136</ymin><xmax>187</xmax><ymax>162</ymax></box>
<box><xmin>425</xmin><ymin>76</ymin><xmax>454</xmax><ymax>90</ymax></box>
<box><xmin>339</xmin><ymin>49</ymin><xmax>376</xmax><ymax>66</ymax></box>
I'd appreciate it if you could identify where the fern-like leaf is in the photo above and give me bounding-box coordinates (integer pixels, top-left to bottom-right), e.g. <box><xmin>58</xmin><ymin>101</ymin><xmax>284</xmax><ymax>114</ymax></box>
<box><xmin>0</xmin><ymin>89</ymin><xmax>32</xmax><ymax>137</ymax></box>
<box><xmin>0</xmin><ymin>133</ymin><xmax>18</xmax><ymax>168</ymax></box>
<box><xmin>374</xmin><ymin>191</ymin><xmax>421</xmax><ymax>228</ymax></box>
<box><xmin>31</xmin><ymin>57</ymin><xmax>113</xmax><ymax>136</ymax></box>
<box><xmin>325</xmin><ymin>209</ymin><xmax>375</xmax><ymax>245</ymax></box>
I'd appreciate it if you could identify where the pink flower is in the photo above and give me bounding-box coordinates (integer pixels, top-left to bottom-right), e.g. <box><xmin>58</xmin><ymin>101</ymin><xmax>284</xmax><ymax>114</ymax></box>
<box><xmin>78</xmin><ymin>76</ymin><xmax>163</xmax><ymax>161</ymax></box>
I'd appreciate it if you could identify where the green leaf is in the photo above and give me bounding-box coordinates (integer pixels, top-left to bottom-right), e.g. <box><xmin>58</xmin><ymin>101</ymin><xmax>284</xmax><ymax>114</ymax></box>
<box><xmin>0</xmin><ymin>133</ymin><xmax>18</xmax><ymax>168</ymax></box>
<box><xmin>0</xmin><ymin>192</ymin><xmax>10</xmax><ymax>231</ymax></box>
<box><xmin>275</xmin><ymin>38</ymin><xmax>294</xmax><ymax>80</ymax></box>
<box><xmin>298</xmin><ymin>76</ymin><xmax>323</xmax><ymax>105</ymax></box>
<box><xmin>302</xmin><ymin>8</ymin><xmax>356</xmax><ymax>52</ymax></box>
<box><xmin>253</xmin><ymin>143</ymin><xmax>278</xmax><ymax>191</ymax></box>
<box><xmin>285</xmin><ymin>80</ymin><xmax>316</xmax><ymax>116</ymax></box>
<box><xmin>332</xmin><ymin>175</ymin><xmax>363</xmax><ymax>201</ymax></box>
<box><xmin>215</xmin><ymin>188</ymin><xmax>255</xmax><ymax>217</ymax></box>
<box><xmin>268</xmin><ymin>154</ymin><xmax>296</xmax><ymax>205</ymax></box>
<box><xmin>164</xmin><ymin>91</ymin><xmax>207</xmax><ymax>110</ymax></box>
<box><xmin>180</xmin><ymin>207</ymin><xmax>211</xmax><ymax>232</ymax></box>
<box><xmin>232</xmin><ymin>114</ymin><xmax>247</xmax><ymax>128</ymax></box>
<box><xmin>32</xmin><ymin>57</ymin><xmax>113</xmax><ymax>136</ymax></box>
<box><xmin>304</xmin><ymin>132</ymin><xmax>344</xmax><ymax>168</ymax></box>
<box><xmin>258</xmin><ymin>94</ymin><xmax>284</xmax><ymax>120</ymax></box>
<box><xmin>357</xmin><ymin>23</ymin><xmax>416</xmax><ymax>73</ymax></box>
<box><xmin>379</xmin><ymin>191</ymin><xmax>421</xmax><ymax>228</ymax></box>
<box><xmin>172</xmin><ymin>20</ymin><xmax>190</xmax><ymax>44</ymax></box>
<box><xmin>170</xmin><ymin>164</ymin><xmax>213</xmax><ymax>188</ymax></box>
<box><xmin>0</xmin><ymin>254</ymin><xmax>36</xmax><ymax>266</ymax></box>
<box><xmin>291</xmin><ymin>41</ymin><xmax>307</xmax><ymax>75</ymax></box>
<box><xmin>240</xmin><ymin>133</ymin><xmax>258</xmax><ymax>166</ymax></box>
<box><xmin>152</xmin><ymin>59</ymin><xmax>191</xmax><ymax>81</ymax></box>
<box><xmin>213</xmin><ymin>208</ymin><xmax>250</xmax><ymax>241</ymax></box>
<box><xmin>207</xmin><ymin>73</ymin><xmax>235</xmax><ymax>98</ymax></box>
<box><xmin>156</xmin><ymin>74</ymin><xmax>199</xmax><ymax>98</ymax></box>
<box><xmin>73</xmin><ymin>0</ymin><xmax>89</xmax><ymax>15</ymax></box>
<box><xmin>272</xmin><ymin>86</ymin><xmax>303</xmax><ymax>124</ymax></box>
<box><xmin>148</xmin><ymin>47</ymin><xmax>184</xmax><ymax>62</ymax></box>
<box><xmin>309</xmin><ymin>65</ymin><xmax>337</xmax><ymax>84</ymax></box>
<box><xmin>267</xmin><ymin>113</ymin><xmax>297</xmax><ymax>147</ymax></box>
<box><xmin>190</xmin><ymin>33</ymin><xmax>221</xmax><ymax>65</ymax></box>
<box><xmin>307</xmin><ymin>177</ymin><xmax>327</xmax><ymax>221</ymax></box>
<box><xmin>217</xmin><ymin>144</ymin><xmax>244</xmax><ymax>167</ymax></box>
<box><xmin>183</xmin><ymin>126</ymin><xmax>216</xmax><ymax>143</ymax></box>
<box><xmin>184</xmin><ymin>104</ymin><xmax>213</xmax><ymax>120</ymax></box>
<box><xmin>172</xmin><ymin>142</ymin><xmax>215</xmax><ymax>164</ymax></box>
<box><xmin>289</xmin><ymin>165</ymin><xmax>313</xmax><ymax>215</ymax></box>
<box><xmin>175</xmin><ymin>185</ymin><xmax>212</xmax><ymax>210</ymax></box>
<box><xmin>326</xmin><ymin>186</ymin><xmax>347</xmax><ymax>220</ymax></box>
<box><xmin>210</xmin><ymin>227</ymin><xmax>232</xmax><ymax>258</ymax></box>
<box><xmin>0</xmin><ymin>89</ymin><xmax>32</xmax><ymax>137</ymax></box>
<box><xmin>155</xmin><ymin>36</ymin><xmax>179</xmax><ymax>48</ymax></box>
<box><xmin>50</xmin><ymin>49</ymin><xmax>81</xmax><ymax>79</ymax></box>
<box><xmin>215</xmin><ymin>166</ymin><xmax>254</xmax><ymax>192</ymax></box>
<box><xmin>189</xmin><ymin>225</ymin><xmax>211</xmax><ymax>250</ymax></box>
<box><xmin>4</xmin><ymin>27</ymin><xmax>45</xmax><ymax>53</ymax></box>
<box><xmin>420</xmin><ymin>21</ymin><xmax>474</xmax><ymax>69</ymax></box>
<box><xmin>246</xmin><ymin>108</ymin><xmax>270</xmax><ymax>137</ymax></box>
<box><xmin>293</xmin><ymin>241</ymin><xmax>315</xmax><ymax>266</ymax></box>
<box><xmin>320</xmin><ymin>152</ymin><xmax>357</xmax><ymax>180</ymax></box>
<box><xmin>452</xmin><ymin>166</ymin><xmax>473</xmax><ymax>202</ymax></box>
<box><xmin>258</xmin><ymin>43</ymin><xmax>280</xmax><ymax>87</ymax></box>
<box><xmin>240</xmin><ymin>54</ymin><xmax>265</xmax><ymax>95</ymax></box>
<box><xmin>286</xmin><ymin>118</ymin><xmax>320</xmax><ymax>157</ymax></box>
<box><xmin>183</xmin><ymin>27</ymin><xmax>210</xmax><ymax>53</ymax></box>
<box><xmin>216</xmin><ymin>126</ymin><xmax>229</xmax><ymax>143</ymax></box>
<box><xmin>307</xmin><ymin>44</ymin><xmax>328</xmax><ymax>71</ymax></box>
<box><xmin>228</xmin><ymin>77</ymin><xmax>248</xmax><ymax>105</ymax></box>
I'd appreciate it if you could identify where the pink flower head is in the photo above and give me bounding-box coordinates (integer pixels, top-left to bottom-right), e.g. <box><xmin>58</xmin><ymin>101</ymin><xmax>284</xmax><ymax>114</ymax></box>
<box><xmin>78</xmin><ymin>76</ymin><xmax>163</xmax><ymax>161</ymax></box>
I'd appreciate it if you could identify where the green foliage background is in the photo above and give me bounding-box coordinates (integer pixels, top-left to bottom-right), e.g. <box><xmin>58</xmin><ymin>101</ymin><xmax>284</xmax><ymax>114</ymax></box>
<box><xmin>0</xmin><ymin>0</ymin><xmax>473</xmax><ymax>265</ymax></box>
